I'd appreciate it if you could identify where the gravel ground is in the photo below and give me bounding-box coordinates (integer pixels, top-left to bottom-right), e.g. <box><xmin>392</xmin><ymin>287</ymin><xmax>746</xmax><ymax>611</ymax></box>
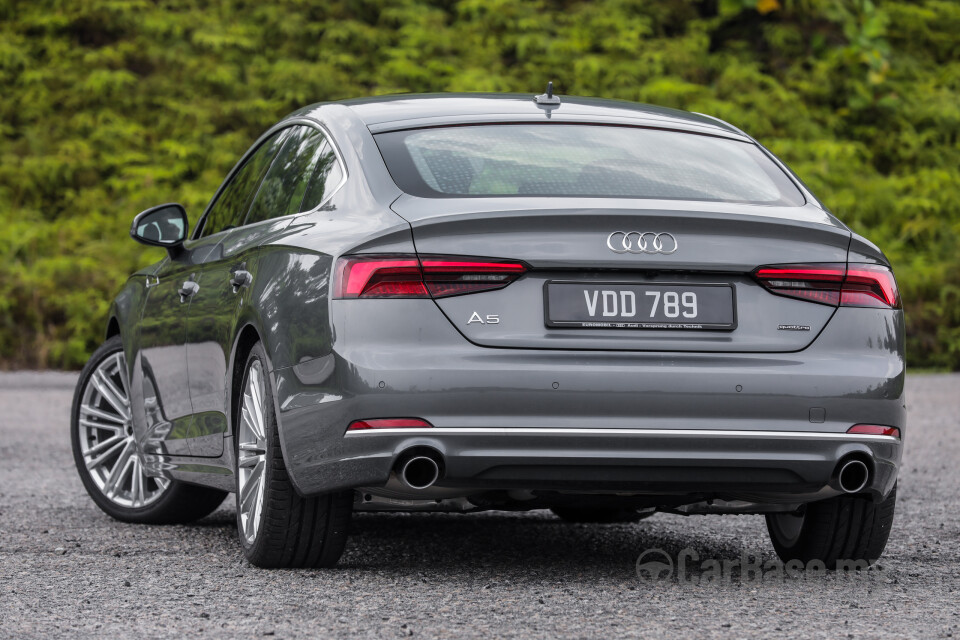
<box><xmin>0</xmin><ymin>372</ymin><xmax>957</xmax><ymax>639</ymax></box>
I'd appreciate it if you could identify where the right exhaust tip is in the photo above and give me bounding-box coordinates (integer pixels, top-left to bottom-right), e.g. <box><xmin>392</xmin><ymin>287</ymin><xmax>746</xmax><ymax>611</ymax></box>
<box><xmin>837</xmin><ymin>459</ymin><xmax>870</xmax><ymax>494</ymax></box>
<box><xmin>400</xmin><ymin>455</ymin><xmax>441</xmax><ymax>490</ymax></box>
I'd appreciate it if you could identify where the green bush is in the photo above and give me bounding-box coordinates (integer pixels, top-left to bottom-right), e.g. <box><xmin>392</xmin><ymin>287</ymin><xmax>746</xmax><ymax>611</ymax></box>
<box><xmin>1</xmin><ymin>0</ymin><xmax>958</xmax><ymax>369</ymax></box>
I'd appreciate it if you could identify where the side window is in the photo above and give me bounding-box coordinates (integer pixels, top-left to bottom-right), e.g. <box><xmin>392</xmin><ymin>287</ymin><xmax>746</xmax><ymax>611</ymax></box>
<box><xmin>245</xmin><ymin>126</ymin><xmax>325</xmax><ymax>226</ymax></box>
<box><xmin>197</xmin><ymin>129</ymin><xmax>289</xmax><ymax>238</ymax></box>
<box><xmin>300</xmin><ymin>140</ymin><xmax>344</xmax><ymax>212</ymax></box>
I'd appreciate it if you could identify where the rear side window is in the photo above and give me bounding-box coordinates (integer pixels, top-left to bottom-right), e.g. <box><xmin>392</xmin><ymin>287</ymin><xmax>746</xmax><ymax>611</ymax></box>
<box><xmin>300</xmin><ymin>142</ymin><xmax>344</xmax><ymax>211</ymax></box>
<box><xmin>245</xmin><ymin>126</ymin><xmax>326</xmax><ymax>226</ymax></box>
<box><xmin>198</xmin><ymin>129</ymin><xmax>290</xmax><ymax>238</ymax></box>
<box><xmin>374</xmin><ymin>124</ymin><xmax>805</xmax><ymax>206</ymax></box>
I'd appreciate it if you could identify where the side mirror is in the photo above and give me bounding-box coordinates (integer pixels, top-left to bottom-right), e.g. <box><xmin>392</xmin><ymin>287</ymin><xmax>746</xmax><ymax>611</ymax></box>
<box><xmin>130</xmin><ymin>204</ymin><xmax>189</xmax><ymax>256</ymax></box>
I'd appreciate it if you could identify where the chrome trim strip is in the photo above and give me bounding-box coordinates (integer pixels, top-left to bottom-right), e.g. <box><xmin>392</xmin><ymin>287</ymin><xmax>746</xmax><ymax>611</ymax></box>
<box><xmin>345</xmin><ymin>427</ymin><xmax>899</xmax><ymax>441</ymax></box>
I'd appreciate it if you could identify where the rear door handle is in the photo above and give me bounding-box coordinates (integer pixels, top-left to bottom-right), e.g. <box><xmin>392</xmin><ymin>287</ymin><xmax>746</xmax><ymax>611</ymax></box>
<box><xmin>178</xmin><ymin>277</ymin><xmax>199</xmax><ymax>303</ymax></box>
<box><xmin>230</xmin><ymin>263</ymin><xmax>252</xmax><ymax>293</ymax></box>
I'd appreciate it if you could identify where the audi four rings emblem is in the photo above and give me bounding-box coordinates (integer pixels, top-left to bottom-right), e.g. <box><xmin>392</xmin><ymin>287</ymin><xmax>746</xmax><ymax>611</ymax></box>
<box><xmin>606</xmin><ymin>231</ymin><xmax>678</xmax><ymax>255</ymax></box>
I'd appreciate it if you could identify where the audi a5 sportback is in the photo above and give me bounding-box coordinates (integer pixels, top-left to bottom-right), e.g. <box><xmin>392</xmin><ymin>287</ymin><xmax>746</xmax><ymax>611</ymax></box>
<box><xmin>72</xmin><ymin>92</ymin><xmax>903</xmax><ymax>568</ymax></box>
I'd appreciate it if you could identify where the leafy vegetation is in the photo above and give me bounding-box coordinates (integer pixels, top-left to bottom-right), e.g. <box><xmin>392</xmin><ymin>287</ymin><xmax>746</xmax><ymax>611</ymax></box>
<box><xmin>1</xmin><ymin>0</ymin><xmax>958</xmax><ymax>369</ymax></box>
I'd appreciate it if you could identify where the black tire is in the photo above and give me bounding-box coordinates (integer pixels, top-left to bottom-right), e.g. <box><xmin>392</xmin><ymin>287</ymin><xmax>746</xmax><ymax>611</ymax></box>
<box><xmin>766</xmin><ymin>484</ymin><xmax>897</xmax><ymax>569</ymax></box>
<box><xmin>235</xmin><ymin>342</ymin><xmax>353</xmax><ymax>568</ymax></box>
<box><xmin>550</xmin><ymin>507</ymin><xmax>652</xmax><ymax>524</ymax></box>
<box><xmin>71</xmin><ymin>336</ymin><xmax>228</xmax><ymax>524</ymax></box>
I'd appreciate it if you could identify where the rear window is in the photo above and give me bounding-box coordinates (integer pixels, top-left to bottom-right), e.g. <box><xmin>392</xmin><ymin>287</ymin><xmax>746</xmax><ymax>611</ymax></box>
<box><xmin>375</xmin><ymin>124</ymin><xmax>805</xmax><ymax>206</ymax></box>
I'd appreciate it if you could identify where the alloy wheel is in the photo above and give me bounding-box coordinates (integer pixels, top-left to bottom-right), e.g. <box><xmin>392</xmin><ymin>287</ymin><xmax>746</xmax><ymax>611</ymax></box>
<box><xmin>237</xmin><ymin>359</ymin><xmax>268</xmax><ymax>545</ymax></box>
<box><xmin>77</xmin><ymin>351</ymin><xmax>170</xmax><ymax>507</ymax></box>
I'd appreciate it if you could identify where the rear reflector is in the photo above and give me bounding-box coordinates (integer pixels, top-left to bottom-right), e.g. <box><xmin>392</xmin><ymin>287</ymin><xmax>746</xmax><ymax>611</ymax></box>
<box><xmin>334</xmin><ymin>255</ymin><xmax>527</xmax><ymax>299</ymax></box>
<box><xmin>847</xmin><ymin>424</ymin><xmax>901</xmax><ymax>438</ymax></box>
<box><xmin>347</xmin><ymin>418</ymin><xmax>433</xmax><ymax>431</ymax></box>
<box><xmin>753</xmin><ymin>263</ymin><xmax>900</xmax><ymax>309</ymax></box>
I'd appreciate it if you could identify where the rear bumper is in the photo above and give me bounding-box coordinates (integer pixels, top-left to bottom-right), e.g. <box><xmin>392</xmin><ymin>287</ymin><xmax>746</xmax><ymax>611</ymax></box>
<box><xmin>289</xmin><ymin>426</ymin><xmax>901</xmax><ymax>503</ymax></box>
<box><xmin>271</xmin><ymin>302</ymin><xmax>905</xmax><ymax>504</ymax></box>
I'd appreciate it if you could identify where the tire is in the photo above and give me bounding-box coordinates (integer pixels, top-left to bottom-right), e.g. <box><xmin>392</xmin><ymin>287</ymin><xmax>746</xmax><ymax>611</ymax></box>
<box><xmin>234</xmin><ymin>342</ymin><xmax>353</xmax><ymax>568</ymax></box>
<box><xmin>550</xmin><ymin>507</ymin><xmax>653</xmax><ymax>524</ymax></box>
<box><xmin>71</xmin><ymin>336</ymin><xmax>228</xmax><ymax>524</ymax></box>
<box><xmin>766</xmin><ymin>484</ymin><xmax>897</xmax><ymax>569</ymax></box>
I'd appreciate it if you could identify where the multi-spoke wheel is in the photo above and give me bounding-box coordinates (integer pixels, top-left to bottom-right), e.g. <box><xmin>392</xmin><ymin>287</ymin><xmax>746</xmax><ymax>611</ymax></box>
<box><xmin>77</xmin><ymin>349</ymin><xmax>169</xmax><ymax>507</ymax></box>
<box><xmin>235</xmin><ymin>342</ymin><xmax>353</xmax><ymax>568</ymax></box>
<box><xmin>237</xmin><ymin>359</ymin><xmax>268</xmax><ymax>544</ymax></box>
<box><xmin>72</xmin><ymin>336</ymin><xmax>228</xmax><ymax>524</ymax></box>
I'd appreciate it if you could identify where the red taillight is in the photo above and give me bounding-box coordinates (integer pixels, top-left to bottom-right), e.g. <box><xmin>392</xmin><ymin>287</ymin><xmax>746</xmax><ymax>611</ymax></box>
<box><xmin>753</xmin><ymin>263</ymin><xmax>900</xmax><ymax>309</ymax></box>
<box><xmin>841</xmin><ymin>265</ymin><xmax>901</xmax><ymax>309</ymax></box>
<box><xmin>347</xmin><ymin>418</ymin><xmax>433</xmax><ymax>431</ymax></box>
<box><xmin>847</xmin><ymin>424</ymin><xmax>901</xmax><ymax>438</ymax></box>
<box><xmin>334</xmin><ymin>257</ymin><xmax>426</xmax><ymax>298</ymax></box>
<box><xmin>754</xmin><ymin>264</ymin><xmax>845</xmax><ymax>305</ymax></box>
<box><xmin>421</xmin><ymin>258</ymin><xmax>527</xmax><ymax>297</ymax></box>
<box><xmin>333</xmin><ymin>255</ymin><xmax>526</xmax><ymax>299</ymax></box>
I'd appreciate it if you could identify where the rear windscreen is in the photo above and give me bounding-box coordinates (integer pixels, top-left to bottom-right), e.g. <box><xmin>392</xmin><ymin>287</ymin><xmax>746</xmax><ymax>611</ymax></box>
<box><xmin>375</xmin><ymin>124</ymin><xmax>805</xmax><ymax>206</ymax></box>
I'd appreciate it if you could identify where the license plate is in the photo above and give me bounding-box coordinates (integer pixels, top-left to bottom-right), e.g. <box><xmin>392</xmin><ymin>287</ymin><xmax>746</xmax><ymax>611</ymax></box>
<box><xmin>545</xmin><ymin>282</ymin><xmax>736</xmax><ymax>330</ymax></box>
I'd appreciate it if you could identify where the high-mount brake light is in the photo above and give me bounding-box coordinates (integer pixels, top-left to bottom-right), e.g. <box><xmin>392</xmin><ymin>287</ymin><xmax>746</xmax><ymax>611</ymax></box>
<box><xmin>753</xmin><ymin>263</ymin><xmax>900</xmax><ymax>309</ymax></box>
<box><xmin>333</xmin><ymin>255</ymin><xmax>527</xmax><ymax>299</ymax></box>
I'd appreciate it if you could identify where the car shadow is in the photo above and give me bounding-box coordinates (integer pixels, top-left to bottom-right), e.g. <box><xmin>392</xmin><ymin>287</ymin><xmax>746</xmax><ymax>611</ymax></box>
<box><xmin>190</xmin><ymin>504</ymin><xmax>760</xmax><ymax>577</ymax></box>
<box><xmin>337</xmin><ymin>511</ymin><xmax>753</xmax><ymax>576</ymax></box>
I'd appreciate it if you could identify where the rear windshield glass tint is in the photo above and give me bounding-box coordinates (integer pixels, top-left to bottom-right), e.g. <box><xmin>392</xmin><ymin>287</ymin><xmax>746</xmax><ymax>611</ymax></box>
<box><xmin>375</xmin><ymin>124</ymin><xmax>805</xmax><ymax>206</ymax></box>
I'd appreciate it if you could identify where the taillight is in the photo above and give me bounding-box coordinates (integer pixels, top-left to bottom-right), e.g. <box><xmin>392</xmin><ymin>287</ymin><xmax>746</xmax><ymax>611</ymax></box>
<box><xmin>421</xmin><ymin>258</ymin><xmax>527</xmax><ymax>297</ymax></box>
<box><xmin>753</xmin><ymin>264</ymin><xmax>846</xmax><ymax>305</ymax></box>
<box><xmin>847</xmin><ymin>424</ymin><xmax>901</xmax><ymax>438</ymax></box>
<box><xmin>333</xmin><ymin>255</ymin><xmax>526</xmax><ymax>299</ymax></box>
<box><xmin>334</xmin><ymin>257</ymin><xmax>425</xmax><ymax>298</ymax></box>
<box><xmin>841</xmin><ymin>265</ymin><xmax>901</xmax><ymax>309</ymax></box>
<box><xmin>753</xmin><ymin>263</ymin><xmax>900</xmax><ymax>309</ymax></box>
<box><xmin>347</xmin><ymin>418</ymin><xmax>433</xmax><ymax>431</ymax></box>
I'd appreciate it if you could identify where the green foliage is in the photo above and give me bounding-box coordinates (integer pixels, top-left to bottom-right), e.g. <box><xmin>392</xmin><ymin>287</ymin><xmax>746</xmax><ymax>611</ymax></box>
<box><xmin>1</xmin><ymin>0</ymin><xmax>959</xmax><ymax>369</ymax></box>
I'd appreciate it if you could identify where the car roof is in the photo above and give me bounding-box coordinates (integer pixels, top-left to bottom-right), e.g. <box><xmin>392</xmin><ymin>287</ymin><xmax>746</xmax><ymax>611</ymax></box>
<box><xmin>292</xmin><ymin>93</ymin><xmax>747</xmax><ymax>140</ymax></box>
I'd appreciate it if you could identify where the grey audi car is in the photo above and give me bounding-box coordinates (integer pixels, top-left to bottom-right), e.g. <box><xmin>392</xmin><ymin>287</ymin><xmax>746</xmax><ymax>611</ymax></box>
<box><xmin>71</xmin><ymin>91</ymin><xmax>903</xmax><ymax>569</ymax></box>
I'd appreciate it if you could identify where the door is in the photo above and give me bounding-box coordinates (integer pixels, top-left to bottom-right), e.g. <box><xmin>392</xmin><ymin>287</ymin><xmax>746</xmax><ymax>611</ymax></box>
<box><xmin>135</xmin><ymin>256</ymin><xmax>201</xmax><ymax>457</ymax></box>
<box><xmin>186</xmin><ymin>124</ymin><xmax>333</xmax><ymax>456</ymax></box>
<box><xmin>179</xmin><ymin>127</ymin><xmax>292</xmax><ymax>456</ymax></box>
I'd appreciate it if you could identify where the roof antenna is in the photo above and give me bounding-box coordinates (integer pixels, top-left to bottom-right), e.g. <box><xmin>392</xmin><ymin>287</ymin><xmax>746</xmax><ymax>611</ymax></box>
<box><xmin>534</xmin><ymin>81</ymin><xmax>561</xmax><ymax>106</ymax></box>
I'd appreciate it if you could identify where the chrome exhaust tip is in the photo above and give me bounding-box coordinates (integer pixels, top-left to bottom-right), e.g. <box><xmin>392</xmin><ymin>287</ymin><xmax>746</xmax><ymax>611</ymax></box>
<box><xmin>400</xmin><ymin>455</ymin><xmax>441</xmax><ymax>490</ymax></box>
<box><xmin>837</xmin><ymin>459</ymin><xmax>870</xmax><ymax>494</ymax></box>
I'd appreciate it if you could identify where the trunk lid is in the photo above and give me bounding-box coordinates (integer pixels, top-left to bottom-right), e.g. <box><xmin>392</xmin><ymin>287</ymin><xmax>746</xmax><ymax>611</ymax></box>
<box><xmin>391</xmin><ymin>196</ymin><xmax>851</xmax><ymax>352</ymax></box>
